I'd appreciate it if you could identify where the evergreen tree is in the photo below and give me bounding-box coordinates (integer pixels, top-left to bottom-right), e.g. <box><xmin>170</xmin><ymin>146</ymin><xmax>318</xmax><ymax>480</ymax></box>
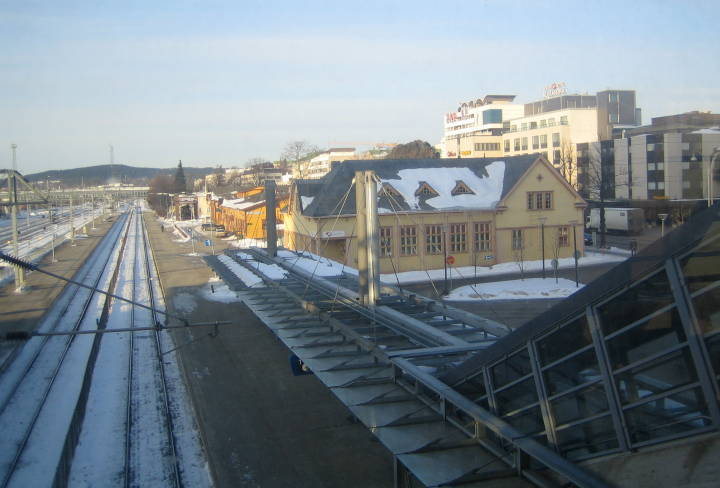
<box><xmin>174</xmin><ymin>160</ymin><xmax>187</xmax><ymax>193</ymax></box>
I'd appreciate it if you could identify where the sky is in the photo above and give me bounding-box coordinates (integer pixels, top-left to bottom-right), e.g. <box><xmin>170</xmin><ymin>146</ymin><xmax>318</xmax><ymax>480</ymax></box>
<box><xmin>1</xmin><ymin>0</ymin><xmax>719</xmax><ymax>174</ymax></box>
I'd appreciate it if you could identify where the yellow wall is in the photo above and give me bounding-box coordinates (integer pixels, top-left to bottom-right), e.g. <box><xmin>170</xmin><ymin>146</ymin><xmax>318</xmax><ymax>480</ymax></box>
<box><xmin>283</xmin><ymin>158</ymin><xmax>586</xmax><ymax>274</ymax></box>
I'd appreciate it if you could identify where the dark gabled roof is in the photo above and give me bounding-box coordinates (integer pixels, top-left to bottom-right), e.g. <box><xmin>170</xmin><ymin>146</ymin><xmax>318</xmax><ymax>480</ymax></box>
<box><xmin>440</xmin><ymin>203</ymin><xmax>720</xmax><ymax>386</ymax></box>
<box><xmin>298</xmin><ymin>155</ymin><xmax>539</xmax><ymax>217</ymax></box>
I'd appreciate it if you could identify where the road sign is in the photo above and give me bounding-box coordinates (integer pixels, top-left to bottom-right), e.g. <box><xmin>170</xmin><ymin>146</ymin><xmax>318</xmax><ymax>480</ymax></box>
<box><xmin>204</xmin><ymin>239</ymin><xmax>211</xmax><ymax>247</ymax></box>
<box><xmin>446</xmin><ymin>256</ymin><xmax>455</xmax><ymax>265</ymax></box>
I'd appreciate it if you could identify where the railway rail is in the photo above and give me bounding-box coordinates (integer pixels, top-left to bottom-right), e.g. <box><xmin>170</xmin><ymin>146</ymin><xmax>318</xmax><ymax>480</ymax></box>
<box><xmin>0</xmin><ymin>206</ymin><xmax>209</xmax><ymax>488</ymax></box>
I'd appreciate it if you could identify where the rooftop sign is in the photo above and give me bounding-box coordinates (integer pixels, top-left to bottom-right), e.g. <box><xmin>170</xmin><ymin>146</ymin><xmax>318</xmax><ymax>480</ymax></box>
<box><xmin>544</xmin><ymin>82</ymin><xmax>567</xmax><ymax>99</ymax></box>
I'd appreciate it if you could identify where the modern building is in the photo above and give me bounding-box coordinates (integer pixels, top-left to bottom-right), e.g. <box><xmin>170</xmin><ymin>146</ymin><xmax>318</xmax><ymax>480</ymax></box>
<box><xmin>502</xmin><ymin>89</ymin><xmax>641</xmax><ymax>186</ymax></box>
<box><xmin>284</xmin><ymin>155</ymin><xmax>586</xmax><ymax>274</ymax></box>
<box><xmin>577</xmin><ymin>112</ymin><xmax>720</xmax><ymax>210</ymax></box>
<box><xmin>440</xmin><ymin>95</ymin><xmax>524</xmax><ymax>159</ymax></box>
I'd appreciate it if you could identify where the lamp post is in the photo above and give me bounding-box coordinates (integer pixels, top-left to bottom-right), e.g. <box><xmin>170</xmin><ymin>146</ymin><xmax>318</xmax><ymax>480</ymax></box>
<box><xmin>709</xmin><ymin>148</ymin><xmax>720</xmax><ymax>207</ymax></box>
<box><xmin>442</xmin><ymin>223</ymin><xmax>449</xmax><ymax>296</ymax></box>
<box><xmin>658</xmin><ymin>213</ymin><xmax>668</xmax><ymax>238</ymax></box>
<box><xmin>538</xmin><ymin>216</ymin><xmax>547</xmax><ymax>279</ymax></box>
<box><xmin>570</xmin><ymin>219</ymin><xmax>579</xmax><ymax>288</ymax></box>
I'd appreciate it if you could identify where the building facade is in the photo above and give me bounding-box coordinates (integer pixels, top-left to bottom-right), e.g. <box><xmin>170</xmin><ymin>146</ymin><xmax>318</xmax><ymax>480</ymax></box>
<box><xmin>284</xmin><ymin>156</ymin><xmax>586</xmax><ymax>274</ymax></box>
<box><xmin>440</xmin><ymin>95</ymin><xmax>524</xmax><ymax>159</ymax></box>
<box><xmin>293</xmin><ymin>148</ymin><xmax>357</xmax><ymax>180</ymax></box>
<box><xmin>577</xmin><ymin>112</ymin><xmax>720</xmax><ymax>204</ymax></box>
<box><xmin>502</xmin><ymin>90</ymin><xmax>641</xmax><ymax>187</ymax></box>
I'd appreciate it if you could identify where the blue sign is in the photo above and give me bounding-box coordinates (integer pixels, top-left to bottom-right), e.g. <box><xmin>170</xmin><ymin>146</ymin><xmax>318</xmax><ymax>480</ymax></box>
<box><xmin>289</xmin><ymin>354</ymin><xmax>313</xmax><ymax>376</ymax></box>
<box><xmin>204</xmin><ymin>239</ymin><xmax>211</xmax><ymax>247</ymax></box>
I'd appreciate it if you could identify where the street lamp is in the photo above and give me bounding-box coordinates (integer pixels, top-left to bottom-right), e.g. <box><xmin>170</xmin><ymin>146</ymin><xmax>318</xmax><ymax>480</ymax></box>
<box><xmin>538</xmin><ymin>216</ymin><xmax>547</xmax><ymax>279</ymax></box>
<box><xmin>569</xmin><ymin>219</ymin><xmax>579</xmax><ymax>288</ymax></box>
<box><xmin>658</xmin><ymin>213</ymin><xmax>668</xmax><ymax>238</ymax></box>
<box><xmin>709</xmin><ymin>148</ymin><xmax>720</xmax><ymax>207</ymax></box>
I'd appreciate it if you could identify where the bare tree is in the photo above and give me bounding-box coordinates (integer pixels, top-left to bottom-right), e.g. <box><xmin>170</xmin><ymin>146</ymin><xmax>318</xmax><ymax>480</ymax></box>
<box><xmin>556</xmin><ymin>139</ymin><xmax>578</xmax><ymax>189</ymax></box>
<box><xmin>580</xmin><ymin>143</ymin><xmax>628</xmax><ymax>247</ymax></box>
<box><xmin>281</xmin><ymin>141</ymin><xmax>320</xmax><ymax>179</ymax></box>
<box><xmin>245</xmin><ymin>157</ymin><xmax>266</xmax><ymax>168</ymax></box>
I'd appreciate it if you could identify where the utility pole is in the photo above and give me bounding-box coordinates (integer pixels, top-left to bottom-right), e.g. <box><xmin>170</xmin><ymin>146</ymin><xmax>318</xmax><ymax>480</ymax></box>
<box><xmin>109</xmin><ymin>144</ymin><xmax>114</xmax><ymax>182</ymax></box>
<box><xmin>265</xmin><ymin>180</ymin><xmax>277</xmax><ymax>257</ymax></box>
<box><xmin>10</xmin><ymin>144</ymin><xmax>25</xmax><ymax>290</ymax></box>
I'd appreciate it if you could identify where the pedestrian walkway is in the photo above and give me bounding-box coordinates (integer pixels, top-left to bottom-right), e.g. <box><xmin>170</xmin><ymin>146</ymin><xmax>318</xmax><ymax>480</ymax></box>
<box><xmin>144</xmin><ymin>213</ymin><xmax>393</xmax><ymax>487</ymax></box>
<box><xmin>0</xmin><ymin>216</ymin><xmax>115</xmax><ymax>334</ymax></box>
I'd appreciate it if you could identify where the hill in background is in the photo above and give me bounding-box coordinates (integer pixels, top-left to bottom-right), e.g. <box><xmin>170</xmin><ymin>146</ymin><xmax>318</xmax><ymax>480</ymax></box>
<box><xmin>24</xmin><ymin>164</ymin><xmax>215</xmax><ymax>188</ymax></box>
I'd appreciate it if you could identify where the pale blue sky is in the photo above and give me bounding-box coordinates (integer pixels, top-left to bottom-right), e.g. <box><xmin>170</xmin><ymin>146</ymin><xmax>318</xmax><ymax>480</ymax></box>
<box><xmin>1</xmin><ymin>0</ymin><xmax>718</xmax><ymax>173</ymax></box>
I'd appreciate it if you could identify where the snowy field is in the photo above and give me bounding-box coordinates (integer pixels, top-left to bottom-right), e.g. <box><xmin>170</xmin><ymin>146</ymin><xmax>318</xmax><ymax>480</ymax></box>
<box><xmin>446</xmin><ymin>278</ymin><xmax>583</xmax><ymax>301</ymax></box>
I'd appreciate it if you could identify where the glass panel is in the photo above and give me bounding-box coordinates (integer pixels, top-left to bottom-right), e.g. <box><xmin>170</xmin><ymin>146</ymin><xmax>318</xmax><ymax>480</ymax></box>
<box><xmin>551</xmin><ymin>383</ymin><xmax>608</xmax><ymax>425</ymax></box>
<box><xmin>491</xmin><ymin>347</ymin><xmax>532</xmax><ymax>388</ymax></box>
<box><xmin>680</xmin><ymin>238</ymin><xmax>720</xmax><ymax>294</ymax></box>
<box><xmin>495</xmin><ymin>378</ymin><xmax>537</xmax><ymax>416</ymax></box>
<box><xmin>706</xmin><ymin>335</ymin><xmax>720</xmax><ymax>381</ymax></box>
<box><xmin>537</xmin><ymin>316</ymin><xmax>591</xmax><ymax>365</ymax></box>
<box><xmin>605</xmin><ymin>308</ymin><xmax>686</xmax><ymax>370</ymax></box>
<box><xmin>691</xmin><ymin>286</ymin><xmax>720</xmax><ymax>335</ymax></box>
<box><xmin>624</xmin><ymin>387</ymin><xmax>711</xmax><ymax>444</ymax></box>
<box><xmin>504</xmin><ymin>405</ymin><xmax>544</xmax><ymax>436</ymax></box>
<box><xmin>544</xmin><ymin>349</ymin><xmax>602</xmax><ymax>396</ymax></box>
<box><xmin>615</xmin><ymin>347</ymin><xmax>698</xmax><ymax>404</ymax></box>
<box><xmin>596</xmin><ymin>269</ymin><xmax>675</xmax><ymax>336</ymax></box>
<box><xmin>556</xmin><ymin>415</ymin><xmax>619</xmax><ymax>460</ymax></box>
<box><xmin>455</xmin><ymin>372</ymin><xmax>486</xmax><ymax>399</ymax></box>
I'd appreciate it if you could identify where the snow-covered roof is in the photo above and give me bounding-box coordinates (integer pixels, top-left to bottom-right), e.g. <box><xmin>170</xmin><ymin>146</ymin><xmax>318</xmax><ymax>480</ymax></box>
<box><xmin>221</xmin><ymin>198</ymin><xmax>264</xmax><ymax>210</ymax></box>
<box><xmin>296</xmin><ymin>155</ymin><xmax>539</xmax><ymax>217</ymax></box>
<box><xmin>380</xmin><ymin>162</ymin><xmax>505</xmax><ymax>211</ymax></box>
<box><xmin>691</xmin><ymin>127</ymin><xmax>720</xmax><ymax>134</ymax></box>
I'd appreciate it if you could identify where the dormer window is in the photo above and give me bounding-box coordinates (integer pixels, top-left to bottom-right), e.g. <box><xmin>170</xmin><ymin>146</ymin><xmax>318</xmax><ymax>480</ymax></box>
<box><xmin>415</xmin><ymin>182</ymin><xmax>438</xmax><ymax>197</ymax></box>
<box><xmin>451</xmin><ymin>181</ymin><xmax>475</xmax><ymax>196</ymax></box>
<box><xmin>380</xmin><ymin>183</ymin><xmax>400</xmax><ymax>198</ymax></box>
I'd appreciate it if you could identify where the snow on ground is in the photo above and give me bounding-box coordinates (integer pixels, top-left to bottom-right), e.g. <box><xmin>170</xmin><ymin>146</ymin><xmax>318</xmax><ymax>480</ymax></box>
<box><xmin>217</xmin><ymin>255</ymin><xmax>265</xmax><ymax>287</ymax></box>
<box><xmin>382</xmin><ymin>251</ymin><xmax>627</xmax><ymax>285</ymax></box>
<box><xmin>235</xmin><ymin>252</ymin><xmax>288</xmax><ymax>281</ymax></box>
<box><xmin>446</xmin><ymin>278</ymin><xmax>583</xmax><ymax>301</ymax></box>
<box><xmin>277</xmin><ymin>249</ymin><xmax>358</xmax><ymax>278</ymax></box>
<box><xmin>199</xmin><ymin>277</ymin><xmax>242</xmax><ymax>303</ymax></box>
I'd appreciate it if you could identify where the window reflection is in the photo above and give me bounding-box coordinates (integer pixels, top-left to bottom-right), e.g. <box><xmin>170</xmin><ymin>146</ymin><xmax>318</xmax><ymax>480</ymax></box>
<box><xmin>537</xmin><ymin>317</ymin><xmax>591</xmax><ymax>365</ymax></box>
<box><xmin>605</xmin><ymin>308</ymin><xmax>686</xmax><ymax>370</ymax></box>
<box><xmin>495</xmin><ymin>378</ymin><xmax>537</xmax><ymax>416</ymax></box>
<box><xmin>597</xmin><ymin>270</ymin><xmax>674</xmax><ymax>336</ymax></box>
<box><xmin>615</xmin><ymin>348</ymin><xmax>698</xmax><ymax>404</ymax></box>
<box><xmin>624</xmin><ymin>387</ymin><xmax>710</xmax><ymax>443</ymax></box>
<box><xmin>543</xmin><ymin>348</ymin><xmax>601</xmax><ymax>396</ymax></box>
<box><xmin>491</xmin><ymin>347</ymin><xmax>531</xmax><ymax>388</ymax></box>
<box><xmin>555</xmin><ymin>415</ymin><xmax>619</xmax><ymax>460</ymax></box>
<box><xmin>550</xmin><ymin>383</ymin><xmax>609</xmax><ymax>425</ymax></box>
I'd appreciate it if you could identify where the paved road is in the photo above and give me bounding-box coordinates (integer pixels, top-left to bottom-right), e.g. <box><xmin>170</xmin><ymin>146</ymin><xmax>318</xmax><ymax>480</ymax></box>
<box><xmin>146</xmin><ymin>213</ymin><xmax>393</xmax><ymax>488</ymax></box>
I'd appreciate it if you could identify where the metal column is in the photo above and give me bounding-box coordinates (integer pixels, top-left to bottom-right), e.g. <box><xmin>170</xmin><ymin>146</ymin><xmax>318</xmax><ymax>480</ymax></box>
<box><xmin>265</xmin><ymin>180</ymin><xmax>277</xmax><ymax>257</ymax></box>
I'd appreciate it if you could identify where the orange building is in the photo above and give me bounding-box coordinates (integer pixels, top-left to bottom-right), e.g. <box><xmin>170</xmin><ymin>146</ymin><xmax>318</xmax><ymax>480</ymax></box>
<box><xmin>210</xmin><ymin>186</ymin><xmax>288</xmax><ymax>240</ymax></box>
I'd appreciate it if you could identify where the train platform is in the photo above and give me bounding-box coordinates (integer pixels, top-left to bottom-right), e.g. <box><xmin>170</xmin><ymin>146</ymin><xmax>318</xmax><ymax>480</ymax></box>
<box><xmin>0</xmin><ymin>216</ymin><xmax>116</xmax><ymax>335</ymax></box>
<box><xmin>143</xmin><ymin>213</ymin><xmax>393</xmax><ymax>488</ymax></box>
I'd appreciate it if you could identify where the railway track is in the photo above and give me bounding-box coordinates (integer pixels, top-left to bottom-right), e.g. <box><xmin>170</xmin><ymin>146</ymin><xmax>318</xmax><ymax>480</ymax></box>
<box><xmin>0</xmin><ymin>206</ymin><xmax>209</xmax><ymax>487</ymax></box>
<box><xmin>0</xmin><ymin>210</ymin><xmax>131</xmax><ymax>487</ymax></box>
